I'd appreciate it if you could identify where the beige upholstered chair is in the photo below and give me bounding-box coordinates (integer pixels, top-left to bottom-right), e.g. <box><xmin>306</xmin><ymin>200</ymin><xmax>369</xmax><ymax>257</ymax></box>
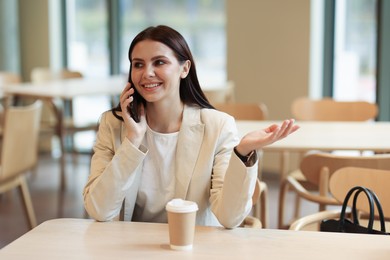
<box><xmin>0</xmin><ymin>100</ymin><xmax>43</xmax><ymax>229</ymax></box>
<box><xmin>280</xmin><ymin>152</ymin><xmax>390</xmax><ymax>229</ymax></box>
<box><xmin>215</xmin><ymin>102</ymin><xmax>269</xmax><ymax>228</ymax></box>
<box><xmin>289</xmin><ymin>167</ymin><xmax>390</xmax><ymax>231</ymax></box>
<box><xmin>278</xmin><ymin>97</ymin><xmax>379</xmax><ymax>228</ymax></box>
<box><xmin>0</xmin><ymin>72</ymin><xmax>22</xmax><ymax>135</ymax></box>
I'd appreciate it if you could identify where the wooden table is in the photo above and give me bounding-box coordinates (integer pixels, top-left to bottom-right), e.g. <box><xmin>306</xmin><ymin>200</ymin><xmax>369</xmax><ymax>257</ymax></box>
<box><xmin>238</xmin><ymin>120</ymin><xmax>390</xmax><ymax>226</ymax></box>
<box><xmin>2</xmin><ymin>75</ymin><xmax>126</xmax><ymax>189</ymax></box>
<box><xmin>0</xmin><ymin>218</ymin><xmax>388</xmax><ymax>259</ymax></box>
<box><xmin>237</xmin><ymin>120</ymin><xmax>390</xmax><ymax>178</ymax></box>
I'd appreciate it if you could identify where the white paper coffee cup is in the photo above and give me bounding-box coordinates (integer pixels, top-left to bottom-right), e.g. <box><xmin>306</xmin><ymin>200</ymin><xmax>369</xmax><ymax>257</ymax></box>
<box><xmin>166</xmin><ymin>199</ymin><xmax>198</xmax><ymax>250</ymax></box>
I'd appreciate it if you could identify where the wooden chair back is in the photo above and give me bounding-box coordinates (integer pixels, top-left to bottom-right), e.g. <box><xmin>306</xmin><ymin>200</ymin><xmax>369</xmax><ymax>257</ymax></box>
<box><xmin>0</xmin><ymin>72</ymin><xmax>22</xmax><ymax>125</ymax></box>
<box><xmin>214</xmin><ymin>102</ymin><xmax>268</xmax><ymax>121</ymax></box>
<box><xmin>300</xmin><ymin>152</ymin><xmax>390</xmax><ymax>188</ymax></box>
<box><xmin>1</xmin><ymin>101</ymin><xmax>43</xmax><ymax>179</ymax></box>
<box><xmin>58</xmin><ymin>69</ymin><xmax>83</xmax><ymax>79</ymax></box>
<box><xmin>330</xmin><ymin>167</ymin><xmax>390</xmax><ymax>218</ymax></box>
<box><xmin>31</xmin><ymin>67</ymin><xmax>83</xmax><ymax>82</ymax></box>
<box><xmin>204</xmin><ymin>81</ymin><xmax>235</xmax><ymax>104</ymax></box>
<box><xmin>0</xmin><ymin>71</ymin><xmax>21</xmax><ymax>86</ymax></box>
<box><xmin>31</xmin><ymin>67</ymin><xmax>56</xmax><ymax>83</ymax></box>
<box><xmin>291</xmin><ymin>97</ymin><xmax>378</xmax><ymax>121</ymax></box>
<box><xmin>241</xmin><ymin>179</ymin><xmax>263</xmax><ymax>228</ymax></box>
<box><xmin>251</xmin><ymin>178</ymin><xmax>261</xmax><ymax>205</ymax></box>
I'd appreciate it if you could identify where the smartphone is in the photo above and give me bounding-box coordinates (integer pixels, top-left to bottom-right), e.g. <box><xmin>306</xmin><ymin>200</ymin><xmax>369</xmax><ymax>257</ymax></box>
<box><xmin>126</xmin><ymin>68</ymin><xmax>143</xmax><ymax>123</ymax></box>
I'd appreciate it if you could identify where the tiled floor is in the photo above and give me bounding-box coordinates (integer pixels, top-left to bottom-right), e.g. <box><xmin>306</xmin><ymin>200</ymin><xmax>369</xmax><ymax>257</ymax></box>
<box><xmin>0</xmin><ymin>152</ymin><xmax>319</xmax><ymax>249</ymax></box>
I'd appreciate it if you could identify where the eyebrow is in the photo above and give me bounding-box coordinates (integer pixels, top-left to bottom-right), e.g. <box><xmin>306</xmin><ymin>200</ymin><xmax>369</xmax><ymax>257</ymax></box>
<box><xmin>131</xmin><ymin>55</ymin><xmax>168</xmax><ymax>62</ymax></box>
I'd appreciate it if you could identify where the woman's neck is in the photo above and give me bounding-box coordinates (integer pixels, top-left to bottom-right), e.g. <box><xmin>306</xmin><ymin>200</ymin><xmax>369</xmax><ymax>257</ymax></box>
<box><xmin>146</xmin><ymin>101</ymin><xmax>184</xmax><ymax>133</ymax></box>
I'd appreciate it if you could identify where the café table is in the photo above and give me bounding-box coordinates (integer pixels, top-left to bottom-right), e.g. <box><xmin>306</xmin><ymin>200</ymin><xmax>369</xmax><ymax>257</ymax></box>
<box><xmin>0</xmin><ymin>218</ymin><xmax>388</xmax><ymax>259</ymax></box>
<box><xmin>2</xmin><ymin>75</ymin><xmax>126</xmax><ymax>190</ymax></box>
<box><xmin>237</xmin><ymin>120</ymin><xmax>390</xmax><ymax>223</ymax></box>
<box><xmin>237</xmin><ymin>120</ymin><xmax>390</xmax><ymax>179</ymax></box>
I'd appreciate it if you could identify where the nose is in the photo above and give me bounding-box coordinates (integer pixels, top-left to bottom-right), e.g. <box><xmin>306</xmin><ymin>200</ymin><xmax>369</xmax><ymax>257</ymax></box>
<box><xmin>143</xmin><ymin>64</ymin><xmax>155</xmax><ymax>78</ymax></box>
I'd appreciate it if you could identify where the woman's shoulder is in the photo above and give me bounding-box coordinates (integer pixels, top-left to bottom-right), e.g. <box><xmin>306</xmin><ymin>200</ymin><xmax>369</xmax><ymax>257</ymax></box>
<box><xmin>99</xmin><ymin>109</ymin><xmax>123</xmax><ymax>127</ymax></box>
<box><xmin>183</xmin><ymin>104</ymin><xmax>234</xmax><ymax>126</ymax></box>
<box><xmin>197</xmin><ymin>107</ymin><xmax>236</xmax><ymax>132</ymax></box>
<box><xmin>200</xmin><ymin>107</ymin><xmax>234</xmax><ymax>122</ymax></box>
<box><xmin>198</xmin><ymin>107</ymin><xmax>238</xmax><ymax>139</ymax></box>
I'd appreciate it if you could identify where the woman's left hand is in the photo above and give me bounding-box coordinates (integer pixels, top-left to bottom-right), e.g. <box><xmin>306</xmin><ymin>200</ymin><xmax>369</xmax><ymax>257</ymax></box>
<box><xmin>235</xmin><ymin>119</ymin><xmax>299</xmax><ymax>156</ymax></box>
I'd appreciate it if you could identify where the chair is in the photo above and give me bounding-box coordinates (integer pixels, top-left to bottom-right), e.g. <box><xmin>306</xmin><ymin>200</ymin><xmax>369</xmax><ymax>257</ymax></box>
<box><xmin>30</xmin><ymin>67</ymin><xmax>97</xmax><ymax>155</ymax></box>
<box><xmin>0</xmin><ymin>100</ymin><xmax>43</xmax><ymax>229</ymax></box>
<box><xmin>0</xmin><ymin>71</ymin><xmax>21</xmax><ymax>86</ymax></box>
<box><xmin>291</xmin><ymin>97</ymin><xmax>378</xmax><ymax>121</ymax></box>
<box><xmin>0</xmin><ymin>72</ymin><xmax>22</xmax><ymax>135</ymax></box>
<box><xmin>203</xmin><ymin>81</ymin><xmax>235</xmax><ymax>105</ymax></box>
<box><xmin>280</xmin><ymin>152</ymin><xmax>390</xmax><ymax>229</ymax></box>
<box><xmin>57</xmin><ymin>69</ymin><xmax>98</xmax><ymax>154</ymax></box>
<box><xmin>216</xmin><ymin>102</ymin><xmax>269</xmax><ymax>228</ymax></box>
<box><xmin>214</xmin><ymin>102</ymin><xmax>268</xmax><ymax>121</ymax></box>
<box><xmin>241</xmin><ymin>179</ymin><xmax>263</xmax><ymax>228</ymax></box>
<box><xmin>278</xmin><ymin>97</ymin><xmax>379</xmax><ymax>228</ymax></box>
<box><xmin>289</xmin><ymin>166</ymin><xmax>390</xmax><ymax>231</ymax></box>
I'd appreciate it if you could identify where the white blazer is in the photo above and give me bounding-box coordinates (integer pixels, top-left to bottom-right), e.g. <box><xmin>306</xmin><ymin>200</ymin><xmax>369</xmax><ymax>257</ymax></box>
<box><xmin>83</xmin><ymin>105</ymin><xmax>258</xmax><ymax>228</ymax></box>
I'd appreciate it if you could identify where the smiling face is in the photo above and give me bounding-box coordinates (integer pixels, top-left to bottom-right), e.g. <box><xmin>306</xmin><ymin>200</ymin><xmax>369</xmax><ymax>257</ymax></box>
<box><xmin>130</xmin><ymin>40</ymin><xmax>190</xmax><ymax>105</ymax></box>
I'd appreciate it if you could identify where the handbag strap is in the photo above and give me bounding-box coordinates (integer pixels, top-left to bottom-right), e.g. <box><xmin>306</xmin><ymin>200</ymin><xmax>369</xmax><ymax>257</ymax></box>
<box><xmin>350</xmin><ymin>187</ymin><xmax>375</xmax><ymax>230</ymax></box>
<box><xmin>339</xmin><ymin>186</ymin><xmax>387</xmax><ymax>233</ymax></box>
<box><xmin>366</xmin><ymin>188</ymin><xmax>386</xmax><ymax>232</ymax></box>
<box><xmin>339</xmin><ymin>186</ymin><xmax>374</xmax><ymax>232</ymax></box>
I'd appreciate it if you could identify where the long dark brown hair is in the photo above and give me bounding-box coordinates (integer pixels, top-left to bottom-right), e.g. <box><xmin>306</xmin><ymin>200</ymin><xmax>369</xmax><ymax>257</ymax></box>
<box><xmin>112</xmin><ymin>25</ymin><xmax>214</xmax><ymax>122</ymax></box>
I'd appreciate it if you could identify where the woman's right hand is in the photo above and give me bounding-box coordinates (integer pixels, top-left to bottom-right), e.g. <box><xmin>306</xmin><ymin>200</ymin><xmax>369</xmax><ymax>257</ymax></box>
<box><xmin>120</xmin><ymin>83</ymin><xmax>147</xmax><ymax>147</ymax></box>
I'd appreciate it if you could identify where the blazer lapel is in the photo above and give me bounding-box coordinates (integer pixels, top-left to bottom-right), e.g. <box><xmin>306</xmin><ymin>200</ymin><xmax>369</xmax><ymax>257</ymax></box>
<box><xmin>118</xmin><ymin>107</ymin><xmax>204</xmax><ymax>199</ymax></box>
<box><xmin>174</xmin><ymin>105</ymin><xmax>204</xmax><ymax>198</ymax></box>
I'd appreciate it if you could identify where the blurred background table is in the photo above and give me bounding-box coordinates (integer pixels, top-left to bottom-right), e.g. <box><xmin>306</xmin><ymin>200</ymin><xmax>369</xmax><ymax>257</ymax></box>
<box><xmin>2</xmin><ymin>75</ymin><xmax>126</xmax><ymax>190</ymax></box>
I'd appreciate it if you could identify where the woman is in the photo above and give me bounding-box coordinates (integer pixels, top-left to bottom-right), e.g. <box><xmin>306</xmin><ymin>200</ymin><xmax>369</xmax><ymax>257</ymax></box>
<box><xmin>83</xmin><ymin>25</ymin><xmax>299</xmax><ymax>228</ymax></box>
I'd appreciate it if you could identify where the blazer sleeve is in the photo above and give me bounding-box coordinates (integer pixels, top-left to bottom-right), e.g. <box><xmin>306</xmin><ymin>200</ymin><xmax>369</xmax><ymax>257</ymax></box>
<box><xmin>208</xmin><ymin>115</ymin><xmax>258</xmax><ymax>228</ymax></box>
<box><xmin>83</xmin><ymin>112</ymin><xmax>147</xmax><ymax>221</ymax></box>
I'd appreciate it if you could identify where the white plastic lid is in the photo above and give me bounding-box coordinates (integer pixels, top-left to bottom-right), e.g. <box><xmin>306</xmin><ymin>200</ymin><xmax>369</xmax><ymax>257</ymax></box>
<box><xmin>165</xmin><ymin>199</ymin><xmax>198</xmax><ymax>213</ymax></box>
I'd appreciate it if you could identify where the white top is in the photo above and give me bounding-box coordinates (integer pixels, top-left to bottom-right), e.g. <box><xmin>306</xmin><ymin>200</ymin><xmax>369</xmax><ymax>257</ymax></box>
<box><xmin>132</xmin><ymin>125</ymin><xmax>179</xmax><ymax>222</ymax></box>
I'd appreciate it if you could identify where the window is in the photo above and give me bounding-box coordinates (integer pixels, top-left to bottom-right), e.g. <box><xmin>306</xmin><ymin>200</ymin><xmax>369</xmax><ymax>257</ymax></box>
<box><xmin>119</xmin><ymin>0</ymin><xmax>226</xmax><ymax>86</ymax></box>
<box><xmin>332</xmin><ymin>0</ymin><xmax>377</xmax><ymax>102</ymax></box>
<box><xmin>65</xmin><ymin>0</ymin><xmax>111</xmax><ymax>151</ymax></box>
<box><xmin>66</xmin><ymin>0</ymin><xmax>109</xmax><ymax>78</ymax></box>
<box><xmin>66</xmin><ymin>0</ymin><xmax>226</xmax><ymax>84</ymax></box>
<box><xmin>64</xmin><ymin>0</ymin><xmax>226</xmax><ymax>151</ymax></box>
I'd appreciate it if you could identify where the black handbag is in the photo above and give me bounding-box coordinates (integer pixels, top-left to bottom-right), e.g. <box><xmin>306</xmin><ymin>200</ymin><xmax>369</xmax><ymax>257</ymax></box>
<box><xmin>320</xmin><ymin>186</ymin><xmax>390</xmax><ymax>235</ymax></box>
